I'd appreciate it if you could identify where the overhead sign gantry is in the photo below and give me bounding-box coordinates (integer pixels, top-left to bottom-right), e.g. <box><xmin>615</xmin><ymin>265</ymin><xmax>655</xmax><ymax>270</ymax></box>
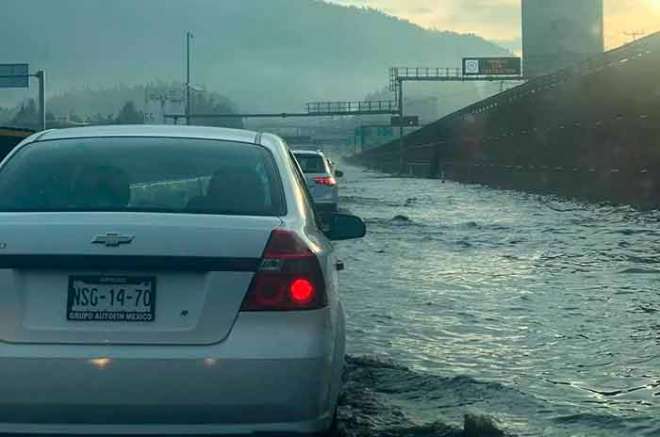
<box><xmin>0</xmin><ymin>64</ymin><xmax>46</xmax><ymax>131</ymax></box>
<box><xmin>165</xmin><ymin>99</ymin><xmax>400</xmax><ymax>124</ymax></box>
<box><xmin>389</xmin><ymin>59</ymin><xmax>525</xmax><ymax>171</ymax></box>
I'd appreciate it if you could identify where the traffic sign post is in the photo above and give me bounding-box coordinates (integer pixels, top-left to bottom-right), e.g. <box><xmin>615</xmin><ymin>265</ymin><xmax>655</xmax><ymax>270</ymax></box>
<box><xmin>35</xmin><ymin>71</ymin><xmax>46</xmax><ymax>131</ymax></box>
<box><xmin>0</xmin><ymin>64</ymin><xmax>46</xmax><ymax>131</ymax></box>
<box><xmin>390</xmin><ymin>62</ymin><xmax>525</xmax><ymax>174</ymax></box>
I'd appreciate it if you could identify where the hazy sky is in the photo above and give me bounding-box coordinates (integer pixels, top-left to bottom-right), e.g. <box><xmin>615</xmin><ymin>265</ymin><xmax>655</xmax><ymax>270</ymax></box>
<box><xmin>327</xmin><ymin>0</ymin><xmax>660</xmax><ymax>51</ymax></box>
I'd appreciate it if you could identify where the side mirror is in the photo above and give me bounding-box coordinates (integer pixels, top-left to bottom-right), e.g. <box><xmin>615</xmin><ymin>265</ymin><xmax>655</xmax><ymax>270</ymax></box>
<box><xmin>325</xmin><ymin>213</ymin><xmax>366</xmax><ymax>241</ymax></box>
<box><xmin>335</xmin><ymin>170</ymin><xmax>344</xmax><ymax>178</ymax></box>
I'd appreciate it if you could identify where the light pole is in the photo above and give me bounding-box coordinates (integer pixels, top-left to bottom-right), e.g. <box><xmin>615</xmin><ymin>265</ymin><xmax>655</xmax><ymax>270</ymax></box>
<box><xmin>185</xmin><ymin>31</ymin><xmax>194</xmax><ymax>125</ymax></box>
<box><xmin>36</xmin><ymin>70</ymin><xmax>46</xmax><ymax>131</ymax></box>
<box><xmin>398</xmin><ymin>78</ymin><xmax>404</xmax><ymax>174</ymax></box>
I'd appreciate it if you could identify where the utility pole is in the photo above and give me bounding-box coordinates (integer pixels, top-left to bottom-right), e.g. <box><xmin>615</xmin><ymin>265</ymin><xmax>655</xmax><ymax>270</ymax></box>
<box><xmin>35</xmin><ymin>70</ymin><xmax>46</xmax><ymax>131</ymax></box>
<box><xmin>398</xmin><ymin>79</ymin><xmax>404</xmax><ymax>174</ymax></box>
<box><xmin>185</xmin><ymin>31</ymin><xmax>194</xmax><ymax>125</ymax></box>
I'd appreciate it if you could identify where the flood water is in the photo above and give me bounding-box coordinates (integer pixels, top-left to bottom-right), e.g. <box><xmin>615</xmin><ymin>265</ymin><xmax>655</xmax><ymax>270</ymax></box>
<box><xmin>333</xmin><ymin>164</ymin><xmax>660</xmax><ymax>436</ymax></box>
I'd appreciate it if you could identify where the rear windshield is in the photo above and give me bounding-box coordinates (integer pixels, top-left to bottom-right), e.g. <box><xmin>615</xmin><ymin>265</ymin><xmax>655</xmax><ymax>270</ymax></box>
<box><xmin>294</xmin><ymin>154</ymin><xmax>327</xmax><ymax>173</ymax></box>
<box><xmin>0</xmin><ymin>137</ymin><xmax>286</xmax><ymax>216</ymax></box>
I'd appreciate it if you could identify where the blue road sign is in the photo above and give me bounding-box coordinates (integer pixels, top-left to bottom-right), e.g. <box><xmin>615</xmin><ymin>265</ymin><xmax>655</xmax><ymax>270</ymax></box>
<box><xmin>0</xmin><ymin>64</ymin><xmax>29</xmax><ymax>88</ymax></box>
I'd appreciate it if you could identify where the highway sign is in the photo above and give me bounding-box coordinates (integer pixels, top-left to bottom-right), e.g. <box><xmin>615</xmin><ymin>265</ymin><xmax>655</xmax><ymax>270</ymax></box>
<box><xmin>462</xmin><ymin>58</ymin><xmax>521</xmax><ymax>76</ymax></box>
<box><xmin>0</xmin><ymin>64</ymin><xmax>29</xmax><ymax>88</ymax></box>
<box><xmin>391</xmin><ymin>116</ymin><xmax>419</xmax><ymax>127</ymax></box>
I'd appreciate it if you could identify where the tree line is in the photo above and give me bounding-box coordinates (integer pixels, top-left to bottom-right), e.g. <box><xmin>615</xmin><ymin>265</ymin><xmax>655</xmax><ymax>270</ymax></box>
<box><xmin>1</xmin><ymin>88</ymin><xmax>243</xmax><ymax>130</ymax></box>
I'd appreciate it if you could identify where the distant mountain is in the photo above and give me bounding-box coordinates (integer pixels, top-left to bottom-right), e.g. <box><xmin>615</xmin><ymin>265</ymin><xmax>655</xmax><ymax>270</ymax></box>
<box><xmin>0</xmin><ymin>0</ymin><xmax>509</xmax><ymax>113</ymax></box>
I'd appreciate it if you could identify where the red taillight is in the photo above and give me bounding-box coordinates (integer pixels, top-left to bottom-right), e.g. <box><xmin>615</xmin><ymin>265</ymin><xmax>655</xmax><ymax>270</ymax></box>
<box><xmin>313</xmin><ymin>176</ymin><xmax>336</xmax><ymax>186</ymax></box>
<box><xmin>262</xmin><ymin>228</ymin><xmax>313</xmax><ymax>260</ymax></box>
<box><xmin>241</xmin><ymin>230</ymin><xmax>327</xmax><ymax>311</ymax></box>
<box><xmin>290</xmin><ymin>278</ymin><xmax>315</xmax><ymax>304</ymax></box>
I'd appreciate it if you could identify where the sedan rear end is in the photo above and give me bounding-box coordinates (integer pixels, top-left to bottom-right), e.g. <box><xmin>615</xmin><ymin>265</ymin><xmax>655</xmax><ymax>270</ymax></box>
<box><xmin>293</xmin><ymin>151</ymin><xmax>338</xmax><ymax>213</ymax></box>
<box><xmin>0</xmin><ymin>127</ymin><xmax>344</xmax><ymax>435</ymax></box>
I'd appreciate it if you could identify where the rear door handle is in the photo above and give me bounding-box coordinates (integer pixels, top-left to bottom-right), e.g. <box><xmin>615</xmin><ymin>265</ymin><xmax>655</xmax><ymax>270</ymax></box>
<box><xmin>336</xmin><ymin>260</ymin><xmax>345</xmax><ymax>271</ymax></box>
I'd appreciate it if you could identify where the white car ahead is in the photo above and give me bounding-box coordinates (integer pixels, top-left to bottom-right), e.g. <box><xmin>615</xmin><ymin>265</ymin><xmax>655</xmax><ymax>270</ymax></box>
<box><xmin>0</xmin><ymin>125</ymin><xmax>365</xmax><ymax>435</ymax></box>
<box><xmin>292</xmin><ymin>150</ymin><xmax>342</xmax><ymax>213</ymax></box>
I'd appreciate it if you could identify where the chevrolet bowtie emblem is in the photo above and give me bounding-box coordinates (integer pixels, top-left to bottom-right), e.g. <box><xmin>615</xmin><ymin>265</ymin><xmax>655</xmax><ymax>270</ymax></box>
<box><xmin>92</xmin><ymin>233</ymin><xmax>134</xmax><ymax>247</ymax></box>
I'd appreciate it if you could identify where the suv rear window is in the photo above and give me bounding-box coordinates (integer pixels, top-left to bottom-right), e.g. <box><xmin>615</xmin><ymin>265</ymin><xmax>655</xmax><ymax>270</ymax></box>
<box><xmin>0</xmin><ymin>137</ymin><xmax>286</xmax><ymax>216</ymax></box>
<box><xmin>294</xmin><ymin>154</ymin><xmax>326</xmax><ymax>173</ymax></box>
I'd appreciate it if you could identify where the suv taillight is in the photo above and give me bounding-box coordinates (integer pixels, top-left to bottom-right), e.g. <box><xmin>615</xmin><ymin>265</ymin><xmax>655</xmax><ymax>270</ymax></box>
<box><xmin>240</xmin><ymin>229</ymin><xmax>327</xmax><ymax>311</ymax></box>
<box><xmin>313</xmin><ymin>176</ymin><xmax>336</xmax><ymax>186</ymax></box>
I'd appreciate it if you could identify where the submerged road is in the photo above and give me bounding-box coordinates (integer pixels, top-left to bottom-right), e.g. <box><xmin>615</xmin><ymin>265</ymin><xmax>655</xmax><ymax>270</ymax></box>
<box><xmin>333</xmin><ymin>164</ymin><xmax>660</xmax><ymax>436</ymax></box>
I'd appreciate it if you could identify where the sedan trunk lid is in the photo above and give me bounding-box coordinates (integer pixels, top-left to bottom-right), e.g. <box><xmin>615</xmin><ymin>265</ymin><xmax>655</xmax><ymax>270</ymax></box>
<box><xmin>0</xmin><ymin>212</ymin><xmax>280</xmax><ymax>345</ymax></box>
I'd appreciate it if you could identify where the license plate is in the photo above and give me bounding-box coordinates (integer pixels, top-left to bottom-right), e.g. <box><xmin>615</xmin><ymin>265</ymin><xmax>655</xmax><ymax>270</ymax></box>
<box><xmin>67</xmin><ymin>276</ymin><xmax>156</xmax><ymax>322</ymax></box>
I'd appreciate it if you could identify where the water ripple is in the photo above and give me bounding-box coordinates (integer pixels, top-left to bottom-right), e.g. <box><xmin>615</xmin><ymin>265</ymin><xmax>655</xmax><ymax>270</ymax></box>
<box><xmin>335</xmin><ymin>163</ymin><xmax>660</xmax><ymax>436</ymax></box>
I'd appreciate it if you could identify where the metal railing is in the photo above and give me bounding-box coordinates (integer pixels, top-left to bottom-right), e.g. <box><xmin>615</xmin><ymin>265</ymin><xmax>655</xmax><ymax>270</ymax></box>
<box><xmin>435</xmin><ymin>31</ymin><xmax>659</xmax><ymax>120</ymax></box>
<box><xmin>305</xmin><ymin>100</ymin><xmax>398</xmax><ymax>115</ymax></box>
<box><xmin>392</xmin><ymin>67</ymin><xmax>463</xmax><ymax>80</ymax></box>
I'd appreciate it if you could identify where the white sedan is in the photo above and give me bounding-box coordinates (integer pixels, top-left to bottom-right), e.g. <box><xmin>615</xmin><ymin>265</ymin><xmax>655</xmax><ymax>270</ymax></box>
<box><xmin>292</xmin><ymin>150</ymin><xmax>341</xmax><ymax>213</ymax></box>
<box><xmin>0</xmin><ymin>125</ymin><xmax>365</xmax><ymax>435</ymax></box>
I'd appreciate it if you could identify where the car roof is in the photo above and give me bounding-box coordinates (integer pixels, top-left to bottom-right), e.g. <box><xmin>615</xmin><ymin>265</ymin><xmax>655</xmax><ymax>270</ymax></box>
<box><xmin>34</xmin><ymin>125</ymin><xmax>260</xmax><ymax>144</ymax></box>
<box><xmin>292</xmin><ymin>149</ymin><xmax>324</xmax><ymax>156</ymax></box>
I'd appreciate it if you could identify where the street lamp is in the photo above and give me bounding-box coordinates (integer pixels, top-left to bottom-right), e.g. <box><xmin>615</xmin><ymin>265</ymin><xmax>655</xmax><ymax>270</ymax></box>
<box><xmin>185</xmin><ymin>31</ymin><xmax>194</xmax><ymax>125</ymax></box>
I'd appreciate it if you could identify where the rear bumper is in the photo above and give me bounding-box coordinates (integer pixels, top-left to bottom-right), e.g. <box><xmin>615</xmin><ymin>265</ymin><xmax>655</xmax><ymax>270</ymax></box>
<box><xmin>0</xmin><ymin>310</ymin><xmax>343</xmax><ymax>435</ymax></box>
<box><xmin>311</xmin><ymin>187</ymin><xmax>338</xmax><ymax>209</ymax></box>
